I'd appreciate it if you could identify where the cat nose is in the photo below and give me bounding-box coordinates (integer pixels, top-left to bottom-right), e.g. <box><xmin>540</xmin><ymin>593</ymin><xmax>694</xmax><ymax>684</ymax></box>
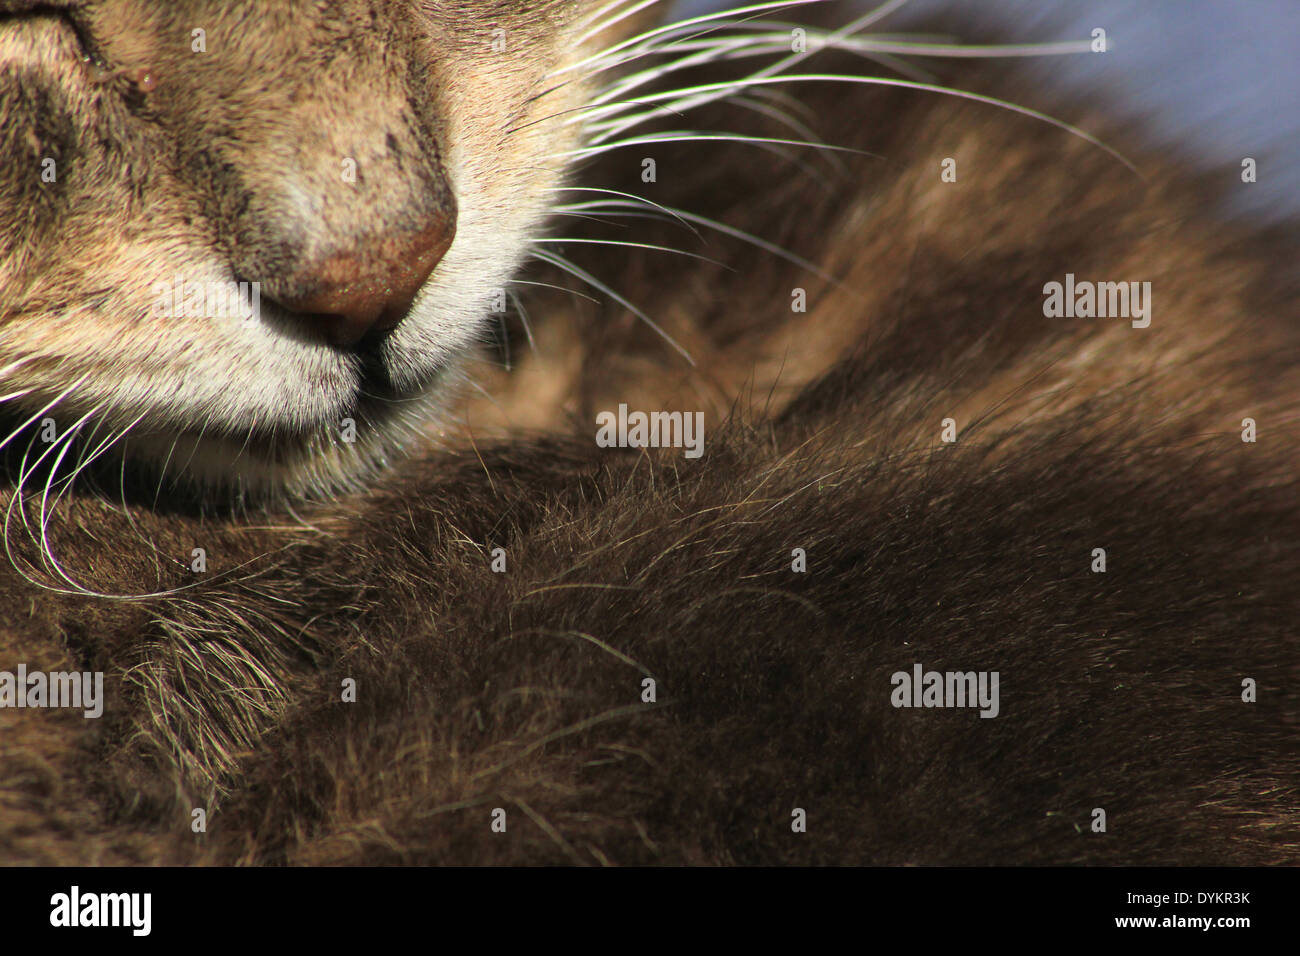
<box><xmin>273</xmin><ymin>215</ymin><xmax>455</xmax><ymax>347</ymax></box>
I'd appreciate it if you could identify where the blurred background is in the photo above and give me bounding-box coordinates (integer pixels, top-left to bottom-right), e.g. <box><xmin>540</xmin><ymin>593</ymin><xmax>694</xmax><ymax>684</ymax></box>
<box><xmin>674</xmin><ymin>0</ymin><xmax>1300</xmax><ymax>223</ymax></box>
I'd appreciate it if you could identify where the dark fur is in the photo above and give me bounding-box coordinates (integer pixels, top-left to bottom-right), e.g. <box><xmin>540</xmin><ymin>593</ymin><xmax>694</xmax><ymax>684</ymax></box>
<box><xmin>1</xmin><ymin>10</ymin><xmax>1298</xmax><ymax>865</ymax></box>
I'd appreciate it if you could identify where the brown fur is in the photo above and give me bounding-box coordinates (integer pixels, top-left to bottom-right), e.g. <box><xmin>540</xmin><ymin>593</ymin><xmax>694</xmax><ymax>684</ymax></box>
<box><xmin>0</xmin><ymin>3</ymin><xmax>1297</xmax><ymax>864</ymax></box>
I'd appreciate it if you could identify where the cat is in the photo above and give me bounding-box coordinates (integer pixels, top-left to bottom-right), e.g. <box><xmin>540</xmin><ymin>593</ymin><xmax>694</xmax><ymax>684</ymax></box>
<box><xmin>0</xmin><ymin>0</ymin><xmax>1296</xmax><ymax>865</ymax></box>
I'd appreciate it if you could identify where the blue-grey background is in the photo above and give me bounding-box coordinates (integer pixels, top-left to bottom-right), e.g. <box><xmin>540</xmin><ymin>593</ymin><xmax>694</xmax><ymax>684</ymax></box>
<box><xmin>675</xmin><ymin>0</ymin><xmax>1300</xmax><ymax>222</ymax></box>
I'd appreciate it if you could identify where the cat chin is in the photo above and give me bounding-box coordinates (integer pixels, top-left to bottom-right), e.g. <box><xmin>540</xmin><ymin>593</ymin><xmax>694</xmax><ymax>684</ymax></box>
<box><xmin>113</xmin><ymin>381</ymin><xmax>450</xmax><ymax>503</ymax></box>
<box><xmin>0</xmin><ymin>356</ymin><xmax>459</xmax><ymax>505</ymax></box>
<box><xmin>127</xmin><ymin>432</ymin><xmax>396</xmax><ymax>503</ymax></box>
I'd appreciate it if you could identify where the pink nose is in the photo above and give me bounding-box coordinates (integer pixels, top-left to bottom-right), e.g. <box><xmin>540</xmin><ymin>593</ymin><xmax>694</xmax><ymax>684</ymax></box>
<box><xmin>273</xmin><ymin>215</ymin><xmax>455</xmax><ymax>347</ymax></box>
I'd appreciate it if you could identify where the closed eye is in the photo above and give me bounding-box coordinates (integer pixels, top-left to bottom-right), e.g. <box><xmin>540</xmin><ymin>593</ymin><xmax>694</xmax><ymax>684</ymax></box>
<box><xmin>0</xmin><ymin>3</ymin><xmax>106</xmax><ymax>69</ymax></box>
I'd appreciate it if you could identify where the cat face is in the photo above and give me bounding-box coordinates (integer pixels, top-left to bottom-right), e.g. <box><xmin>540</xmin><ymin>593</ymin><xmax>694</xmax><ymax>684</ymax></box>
<box><xmin>0</xmin><ymin>0</ymin><xmax>618</xmax><ymax>496</ymax></box>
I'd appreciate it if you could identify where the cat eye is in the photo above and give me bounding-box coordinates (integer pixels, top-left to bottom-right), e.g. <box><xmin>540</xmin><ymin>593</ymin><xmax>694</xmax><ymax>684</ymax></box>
<box><xmin>0</xmin><ymin>3</ymin><xmax>108</xmax><ymax>71</ymax></box>
<box><xmin>61</xmin><ymin>10</ymin><xmax>110</xmax><ymax>71</ymax></box>
<box><xmin>58</xmin><ymin>11</ymin><xmax>159</xmax><ymax>93</ymax></box>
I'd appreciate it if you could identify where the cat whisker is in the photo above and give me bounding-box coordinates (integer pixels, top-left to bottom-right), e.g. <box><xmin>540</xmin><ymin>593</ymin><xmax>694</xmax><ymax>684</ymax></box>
<box><xmin>576</xmin><ymin>0</ymin><xmax>662</xmax><ymax>34</ymax></box>
<box><xmin>151</xmin><ymin>430</ymin><xmax>185</xmax><ymax>512</ymax></box>
<box><xmin>34</xmin><ymin>406</ymin><xmax>101</xmax><ymax>533</ymax></box>
<box><xmin>504</xmin><ymin>99</ymin><xmax>679</xmax><ymax>136</ymax></box>
<box><xmin>532</xmin><ymin>237</ymin><xmax>731</xmax><ymax>268</ymax></box>
<box><xmin>575</xmin><ymin>0</ymin><xmax>887</xmax><ymax>98</ymax></box>
<box><xmin>586</xmin><ymin>26</ymin><xmax>938</xmax><ymax>109</ymax></box>
<box><xmin>0</xmin><ymin>387</ymin><xmax>36</xmax><ymax>405</ymax></box>
<box><xmin>38</xmin><ymin>411</ymin><xmax>127</xmax><ymax>589</ymax></box>
<box><xmin>530</xmin><ymin>249</ymin><xmax>695</xmax><ymax>366</ymax></box>
<box><xmin>14</xmin><ymin>405</ymin><xmax>163</xmax><ymax>597</ymax></box>
<box><xmin>591</xmin><ymin>32</ymin><xmax>1094</xmax><ymax>111</ymax></box>
<box><xmin>11</xmin><ymin>412</ymin><xmax>89</xmax><ymax>571</ymax></box>
<box><xmin>716</xmin><ymin>92</ymin><xmax>847</xmax><ymax>177</ymax></box>
<box><xmin>0</xmin><ymin>373</ymin><xmax>89</xmax><ymax>456</ymax></box>
<box><xmin>51</xmin><ymin>408</ymin><xmax>146</xmax><ymax>508</ymax></box>
<box><xmin>558</xmin><ymin>199</ymin><xmax>846</xmax><ymax>290</ymax></box>
<box><xmin>553</xmin><ymin>129</ymin><xmax>872</xmax><ymax>163</ymax></box>
<box><xmin>546</xmin><ymin>208</ymin><xmax>631</xmax><ymax>228</ymax></box>
<box><xmin>548</xmin><ymin>8</ymin><xmax>999</xmax><ymax>141</ymax></box>
<box><xmin>508</xmin><ymin>288</ymin><xmax>535</xmax><ymax>355</ymax></box>
<box><xmin>575</xmin><ymin>1</ymin><xmax>1114</xmax><ymax>176</ymax></box>
<box><xmin>509</xmin><ymin>278</ymin><xmax>602</xmax><ymax>305</ymax></box>
<box><xmin>625</xmin><ymin>0</ymin><xmax>916</xmax><ymax>130</ymax></box>
<box><xmin>574</xmin><ymin>0</ymin><xmax>666</xmax><ymax>47</ymax></box>
<box><xmin>551</xmin><ymin>204</ymin><xmax>684</xmax><ymax>231</ymax></box>
<box><xmin>585</xmin><ymin>16</ymin><xmax>878</xmax><ymax>108</ymax></box>
<box><xmin>582</xmin><ymin>74</ymin><xmax>1140</xmax><ymax>173</ymax></box>
<box><xmin>555</xmin><ymin>0</ymin><xmax>823</xmax><ymax>80</ymax></box>
<box><xmin>549</xmin><ymin>185</ymin><xmax>702</xmax><ymax>237</ymax></box>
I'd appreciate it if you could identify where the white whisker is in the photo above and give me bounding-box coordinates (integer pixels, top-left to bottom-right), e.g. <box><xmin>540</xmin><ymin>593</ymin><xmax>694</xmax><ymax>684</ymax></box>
<box><xmin>531</xmin><ymin>249</ymin><xmax>695</xmax><ymax>366</ymax></box>
<box><xmin>533</xmin><ymin>236</ymin><xmax>730</xmax><ymax>268</ymax></box>
<box><xmin>555</xmin><ymin>129</ymin><xmax>871</xmax><ymax>162</ymax></box>
<box><xmin>0</xmin><ymin>373</ymin><xmax>90</xmax><ymax>456</ymax></box>
<box><xmin>575</xmin><ymin>0</ymin><xmax>664</xmax><ymax>47</ymax></box>
<box><xmin>509</xmin><ymin>279</ymin><xmax>602</xmax><ymax>305</ymax></box>
<box><xmin>554</xmin><ymin>1</ymin><xmax>823</xmax><ymax>80</ymax></box>
<box><xmin>550</xmin><ymin>185</ymin><xmax>703</xmax><ymax>237</ymax></box>
<box><xmin>556</xmin><ymin>199</ymin><xmax>846</xmax><ymax>289</ymax></box>
<box><xmin>508</xmin><ymin>289</ymin><xmax>536</xmax><ymax>354</ymax></box>
<box><xmin>581</xmin><ymin>75</ymin><xmax>1138</xmax><ymax>173</ymax></box>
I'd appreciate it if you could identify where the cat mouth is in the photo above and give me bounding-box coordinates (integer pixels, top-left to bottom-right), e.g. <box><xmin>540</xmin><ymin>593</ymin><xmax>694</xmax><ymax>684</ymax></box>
<box><xmin>353</xmin><ymin>338</ymin><xmax>410</xmax><ymax>397</ymax></box>
<box><xmin>307</xmin><ymin>304</ymin><xmax>409</xmax><ymax>350</ymax></box>
<box><xmin>149</xmin><ymin>350</ymin><xmax>450</xmax><ymax>497</ymax></box>
<box><xmin>250</xmin><ymin>287</ymin><xmax>440</xmax><ymax>388</ymax></box>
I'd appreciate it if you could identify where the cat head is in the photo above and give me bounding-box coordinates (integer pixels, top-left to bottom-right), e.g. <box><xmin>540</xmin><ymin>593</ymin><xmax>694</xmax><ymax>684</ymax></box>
<box><xmin>0</xmin><ymin>0</ymin><xmax>639</xmax><ymax>498</ymax></box>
